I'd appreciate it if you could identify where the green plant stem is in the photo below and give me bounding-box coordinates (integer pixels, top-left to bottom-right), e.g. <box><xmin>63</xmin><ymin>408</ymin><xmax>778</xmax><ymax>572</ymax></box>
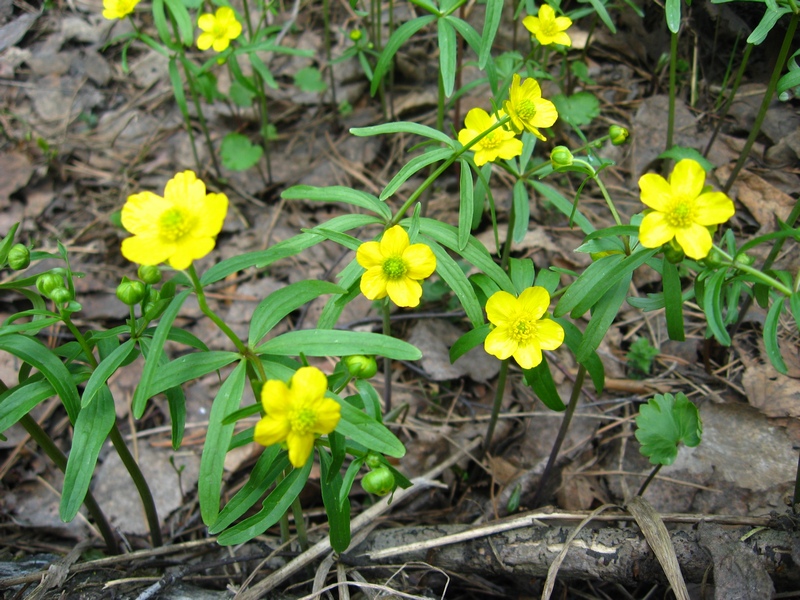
<box><xmin>793</xmin><ymin>448</ymin><xmax>800</xmax><ymax>512</ymax></box>
<box><xmin>389</xmin><ymin>116</ymin><xmax>512</xmax><ymax>226</ymax></box>
<box><xmin>109</xmin><ymin>423</ymin><xmax>163</xmax><ymax>547</ymax></box>
<box><xmin>530</xmin><ymin>364</ymin><xmax>586</xmax><ymax>507</ymax></box>
<box><xmin>500</xmin><ymin>192</ymin><xmax>516</xmax><ymax>271</ymax></box>
<box><xmin>480</xmin><ymin>358</ymin><xmax>509</xmax><ymax>460</ymax></box>
<box><xmin>593</xmin><ymin>175</ymin><xmax>630</xmax><ymax>254</ymax></box>
<box><xmin>723</xmin><ymin>12</ymin><xmax>799</xmax><ymax>193</ymax></box>
<box><xmin>704</xmin><ymin>42</ymin><xmax>752</xmax><ymax>158</ymax></box>
<box><xmin>382</xmin><ymin>298</ymin><xmax>392</xmax><ymax>414</ymax></box>
<box><xmin>666</xmin><ymin>30</ymin><xmax>678</xmax><ymax>152</ymax></box>
<box><xmin>19</xmin><ymin>413</ymin><xmax>120</xmax><ymax>553</ymax></box>
<box><xmin>187</xmin><ymin>266</ymin><xmax>249</xmax><ymax>355</ymax></box>
<box><xmin>290</xmin><ymin>495</ymin><xmax>309</xmax><ymax>551</ymax></box>
<box><xmin>61</xmin><ymin>312</ymin><xmax>98</xmax><ymax>368</ymax></box>
<box><xmin>636</xmin><ymin>463</ymin><xmax>663</xmax><ymax>497</ymax></box>
<box><xmin>713</xmin><ymin>246</ymin><xmax>793</xmax><ymax>297</ymax></box>
<box><xmin>322</xmin><ymin>0</ymin><xmax>337</xmax><ymax>109</ymax></box>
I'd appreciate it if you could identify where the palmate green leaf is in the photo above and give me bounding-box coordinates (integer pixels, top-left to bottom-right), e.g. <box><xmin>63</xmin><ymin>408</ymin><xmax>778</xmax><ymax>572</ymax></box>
<box><xmin>423</xmin><ymin>236</ymin><xmax>484</xmax><ymax>327</ymax></box>
<box><xmin>371</xmin><ymin>15</ymin><xmax>437</xmax><ymax>96</ymax></box>
<box><xmin>209</xmin><ymin>446</ymin><xmax>286</xmax><ymax>534</ymax></box>
<box><xmin>281</xmin><ymin>185</ymin><xmax>392</xmax><ymax>221</ymax></box>
<box><xmin>524</xmin><ymin>355</ymin><xmax>565</xmax><ymax>411</ymax></box>
<box><xmin>249</xmin><ymin>281</ymin><xmax>346</xmax><ymax>346</ymax></box>
<box><xmin>380</xmin><ymin>148</ymin><xmax>452</xmax><ymax>201</ymax></box>
<box><xmin>256</xmin><ymin>330</ymin><xmax>421</xmax><ymax>361</ymax></box>
<box><xmin>438</xmin><ymin>17</ymin><xmax>457</xmax><ymax>98</ymax></box>
<box><xmin>764</xmin><ymin>297</ymin><xmax>788</xmax><ymax>374</ymax></box>
<box><xmin>148</xmin><ymin>352</ymin><xmax>240</xmax><ymax>398</ymax></box>
<box><xmin>662</xmin><ymin>257</ymin><xmax>685</xmax><ymax>342</ymax></box>
<box><xmin>635</xmin><ymin>392</ymin><xmax>702</xmax><ymax>466</ymax></box>
<box><xmin>0</xmin><ymin>334</ymin><xmax>81</xmax><ymax>424</ymax></box>
<box><xmin>319</xmin><ymin>447</ymin><xmax>351</xmax><ymax>553</ymax></box>
<box><xmin>449</xmin><ymin>323</ymin><xmax>491</xmax><ymax>364</ymax></box>
<box><xmin>132</xmin><ymin>291</ymin><xmax>189</xmax><ymax>418</ymax></box>
<box><xmin>336</xmin><ymin>399</ymin><xmax>405</xmax><ymax>457</ymax></box>
<box><xmin>60</xmin><ymin>387</ymin><xmax>115</xmax><ymax>521</ymax></box>
<box><xmin>199</xmin><ymin>361</ymin><xmax>247</xmax><ymax>526</ymax></box>
<box><xmin>551</xmin><ymin>92</ymin><xmax>601</xmax><ymax>127</ymax></box>
<box><xmin>220</xmin><ymin>133</ymin><xmax>263</xmax><ymax>171</ymax></box>
<box><xmin>81</xmin><ymin>339</ymin><xmax>136</xmax><ymax>408</ymax></box>
<box><xmin>216</xmin><ymin>455</ymin><xmax>312</xmax><ymax>545</ymax></box>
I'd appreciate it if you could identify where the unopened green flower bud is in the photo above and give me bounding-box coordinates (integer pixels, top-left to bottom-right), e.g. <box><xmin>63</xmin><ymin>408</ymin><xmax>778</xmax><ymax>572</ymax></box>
<box><xmin>116</xmin><ymin>279</ymin><xmax>146</xmax><ymax>306</ymax></box>
<box><xmin>734</xmin><ymin>252</ymin><xmax>755</xmax><ymax>267</ymax></box>
<box><xmin>361</xmin><ymin>466</ymin><xmax>395</xmax><ymax>496</ymax></box>
<box><xmin>343</xmin><ymin>355</ymin><xmax>378</xmax><ymax>379</ymax></box>
<box><xmin>550</xmin><ymin>146</ymin><xmax>574</xmax><ymax>170</ymax></box>
<box><xmin>142</xmin><ymin>288</ymin><xmax>161</xmax><ymax>315</ymax></box>
<box><xmin>609</xmin><ymin>125</ymin><xmax>629</xmax><ymax>146</ymax></box>
<box><xmin>349</xmin><ymin>29</ymin><xmax>362</xmax><ymax>42</ymax></box>
<box><xmin>7</xmin><ymin>244</ymin><xmax>30</xmax><ymax>270</ymax></box>
<box><xmin>702</xmin><ymin>247</ymin><xmax>726</xmax><ymax>268</ymax></box>
<box><xmin>50</xmin><ymin>286</ymin><xmax>72</xmax><ymax>305</ymax></box>
<box><xmin>663</xmin><ymin>239</ymin><xmax>685</xmax><ymax>264</ymax></box>
<box><xmin>137</xmin><ymin>265</ymin><xmax>162</xmax><ymax>285</ymax></box>
<box><xmin>365</xmin><ymin>451</ymin><xmax>383</xmax><ymax>470</ymax></box>
<box><xmin>36</xmin><ymin>273</ymin><xmax>63</xmax><ymax>297</ymax></box>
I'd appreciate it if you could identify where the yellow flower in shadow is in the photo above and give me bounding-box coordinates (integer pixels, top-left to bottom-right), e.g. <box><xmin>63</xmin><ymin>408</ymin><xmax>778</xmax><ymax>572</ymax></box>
<box><xmin>357</xmin><ymin>226</ymin><xmax>436</xmax><ymax>308</ymax></box>
<box><xmin>255</xmin><ymin>367</ymin><xmax>341</xmax><ymax>468</ymax></box>
<box><xmin>484</xmin><ymin>286</ymin><xmax>564</xmax><ymax>369</ymax></box>
<box><xmin>102</xmin><ymin>0</ymin><xmax>139</xmax><ymax>20</ymax></box>
<box><xmin>197</xmin><ymin>7</ymin><xmax>242</xmax><ymax>52</ymax></box>
<box><xmin>638</xmin><ymin>159</ymin><xmax>735</xmax><ymax>260</ymax></box>
<box><xmin>457</xmin><ymin>108</ymin><xmax>523</xmax><ymax>166</ymax></box>
<box><xmin>121</xmin><ymin>171</ymin><xmax>228</xmax><ymax>270</ymax></box>
<box><xmin>523</xmin><ymin>4</ymin><xmax>573</xmax><ymax>47</ymax></box>
<box><xmin>503</xmin><ymin>74</ymin><xmax>559</xmax><ymax>139</ymax></box>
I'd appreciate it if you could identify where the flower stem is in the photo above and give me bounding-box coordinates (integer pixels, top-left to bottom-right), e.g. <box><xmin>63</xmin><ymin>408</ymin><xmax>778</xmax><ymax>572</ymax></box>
<box><xmin>530</xmin><ymin>363</ymin><xmax>586</xmax><ymax>507</ymax></box>
<box><xmin>713</xmin><ymin>246</ymin><xmax>793</xmax><ymax>297</ymax></box>
<box><xmin>382</xmin><ymin>298</ymin><xmax>392</xmax><ymax>414</ymax></box>
<box><xmin>187</xmin><ymin>266</ymin><xmax>249</xmax><ymax>355</ymax></box>
<box><xmin>723</xmin><ymin>12</ymin><xmax>799</xmax><ymax>193</ymax></box>
<box><xmin>704</xmin><ymin>42</ymin><xmax>753</xmax><ymax>158</ymax></box>
<box><xmin>637</xmin><ymin>463</ymin><xmax>663</xmax><ymax>497</ymax></box>
<box><xmin>19</xmin><ymin>413</ymin><xmax>120</xmax><ymax>553</ymax></box>
<box><xmin>290</xmin><ymin>495</ymin><xmax>309</xmax><ymax>551</ymax></box>
<box><xmin>593</xmin><ymin>175</ymin><xmax>630</xmax><ymax>254</ymax></box>
<box><xmin>109</xmin><ymin>423</ymin><xmax>163</xmax><ymax>547</ymax></box>
<box><xmin>480</xmin><ymin>358</ymin><xmax>510</xmax><ymax>460</ymax></box>
<box><xmin>666</xmin><ymin>30</ymin><xmax>678</xmax><ymax>152</ymax></box>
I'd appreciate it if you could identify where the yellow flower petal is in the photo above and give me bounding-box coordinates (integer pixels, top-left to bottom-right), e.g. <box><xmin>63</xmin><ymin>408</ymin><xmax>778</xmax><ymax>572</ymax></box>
<box><xmin>550</xmin><ymin>31</ymin><xmax>572</xmax><ymax>47</ymax></box>
<box><xmin>193</xmin><ymin>193</ymin><xmax>229</xmax><ymax>238</ymax></box>
<box><xmin>517</xmin><ymin>286</ymin><xmax>550</xmax><ymax>321</ymax></box>
<box><xmin>486</xmin><ymin>291</ymin><xmax>519</xmax><ymax>326</ymax></box>
<box><xmin>638</xmin><ymin>173</ymin><xmax>672</xmax><ymax>212</ymax></box>
<box><xmin>403</xmin><ymin>244</ymin><xmax>437</xmax><ymax>279</ymax></box>
<box><xmin>261</xmin><ymin>379</ymin><xmax>290</xmax><ymax>415</ymax></box>
<box><xmin>197</xmin><ymin>13</ymin><xmax>216</xmax><ymax>31</ymax></box>
<box><xmin>360</xmin><ymin>267</ymin><xmax>388</xmax><ymax>300</ymax></box>
<box><xmin>513</xmin><ymin>342</ymin><xmax>543</xmax><ymax>369</ymax></box>
<box><xmin>531</xmin><ymin>98</ymin><xmax>558</xmax><ymax>128</ymax></box>
<box><xmin>670</xmin><ymin>159</ymin><xmax>705</xmax><ymax>200</ymax></box>
<box><xmin>121</xmin><ymin>235</ymin><xmax>173</xmax><ymax>266</ymax></box>
<box><xmin>693</xmin><ymin>192</ymin><xmax>735</xmax><ymax>226</ymax></box>
<box><xmin>464</xmin><ymin>107</ymin><xmax>493</xmax><ymax>133</ymax></box>
<box><xmin>121</xmin><ymin>192</ymin><xmax>170</xmax><ymax>237</ymax></box>
<box><xmin>386</xmin><ymin>277</ymin><xmax>423</xmax><ymax>307</ymax></box>
<box><xmin>639</xmin><ymin>212</ymin><xmax>675</xmax><ymax>248</ymax></box>
<box><xmin>484</xmin><ymin>326</ymin><xmax>517</xmax><ymax>360</ymax></box>
<box><xmin>537</xmin><ymin>319</ymin><xmax>566</xmax><ymax>350</ymax></box>
<box><xmin>254</xmin><ymin>415</ymin><xmax>290</xmax><ymax>447</ymax></box>
<box><xmin>675</xmin><ymin>223</ymin><xmax>713</xmax><ymax>259</ymax></box>
<box><xmin>166</xmin><ymin>236</ymin><xmax>215</xmax><ymax>270</ymax></box>
<box><xmin>356</xmin><ymin>240</ymin><xmax>384</xmax><ymax>269</ymax></box>
<box><xmin>286</xmin><ymin>431</ymin><xmax>314</xmax><ymax>467</ymax></box>
<box><xmin>311</xmin><ymin>398</ymin><xmax>341</xmax><ymax>435</ymax></box>
<box><xmin>290</xmin><ymin>366</ymin><xmax>329</xmax><ymax>404</ymax></box>
<box><xmin>379</xmin><ymin>225</ymin><xmax>409</xmax><ymax>257</ymax></box>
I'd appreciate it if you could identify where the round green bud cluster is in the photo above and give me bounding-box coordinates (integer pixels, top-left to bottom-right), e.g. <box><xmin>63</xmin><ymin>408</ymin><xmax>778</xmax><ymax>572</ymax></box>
<box><xmin>36</xmin><ymin>273</ymin><xmax>64</xmax><ymax>298</ymax></box>
<box><xmin>361</xmin><ymin>466</ymin><xmax>395</xmax><ymax>496</ymax></box>
<box><xmin>117</xmin><ymin>279</ymin><xmax>146</xmax><ymax>306</ymax></box>
<box><xmin>609</xmin><ymin>125</ymin><xmax>629</xmax><ymax>146</ymax></box>
<box><xmin>8</xmin><ymin>244</ymin><xmax>30</xmax><ymax>270</ymax></box>
<box><xmin>550</xmin><ymin>146</ymin><xmax>574</xmax><ymax>170</ymax></box>
<box><xmin>663</xmin><ymin>239</ymin><xmax>686</xmax><ymax>264</ymax></box>
<box><xmin>349</xmin><ymin>29</ymin><xmax>362</xmax><ymax>42</ymax></box>
<box><xmin>50</xmin><ymin>287</ymin><xmax>73</xmax><ymax>305</ymax></box>
<box><xmin>343</xmin><ymin>355</ymin><xmax>378</xmax><ymax>379</ymax></box>
<box><xmin>137</xmin><ymin>265</ymin><xmax>162</xmax><ymax>285</ymax></box>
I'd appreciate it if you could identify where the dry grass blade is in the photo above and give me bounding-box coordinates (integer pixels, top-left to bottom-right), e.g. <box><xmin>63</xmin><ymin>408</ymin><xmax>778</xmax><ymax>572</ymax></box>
<box><xmin>540</xmin><ymin>503</ymin><xmax>619</xmax><ymax>600</ymax></box>
<box><xmin>626</xmin><ymin>495</ymin><xmax>690</xmax><ymax>600</ymax></box>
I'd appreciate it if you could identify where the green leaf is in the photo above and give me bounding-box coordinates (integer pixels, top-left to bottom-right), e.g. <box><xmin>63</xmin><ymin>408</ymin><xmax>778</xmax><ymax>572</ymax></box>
<box><xmin>319</xmin><ymin>448</ymin><xmax>351</xmax><ymax>552</ymax></box>
<box><xmin>199</xmin><ymin>361</ymin><xmax>247</xmax><ymax>525</ymax></box>
<box><xmin>132</xmin><ymin>291</ymin><xmax>189</xmax><ymax>418</ymax></box>
<box><xmin>438</xmin><ymin>17</ymin><xmax>457</xmax><ymax>98</ymax></box>
<box><xmin>748</xmin><ymin>4</ymin><xmax>791</xmax><ymax>45</ymax></box>
<box><xmin>658</xmin><ymin>146</ymin><xmax>714</xmax><ymax>172</ymax></box>
<box><xmin>555</xmin><ymin>254</ymin><xmax>624</xmax><ymax>318</ymax></box>
<box><xmin>554</xmin><ymin>318</ymin><xmax>605</xmax><ymax>394</ymax></box>
<box><xmin>509</xmin><ymin>257</ymin><xmax>535</xmax><ymax>294</ymax></box>
<box><xmin>665</xmin><ymin>0</ymin><xmax>681</xmax><ymax>33</ymax></box>
<box><xmin>423</xmin><ymin>236</ymin><xmax>484</xmax><ymax>327</ymax></box>
<box><xmin>350</xmin><ymin>121</ymin><xmax>456</xmax><ymax>149</ymax></box>
<box><xmin>551</xmin><ymin>92</ymin><xmax>601</xmax><ymax>127</ymax></box>
<box><xmin>529</xmin><ymin>181</ymin><xmax>595</xmax><ymax>234</ymax></box>
<box><xmin>210</xmin><ymin>446</ymin><xmax>287</xmax><ymax>534</ymax></box>
<box><xmin>703</xmin><ymin>268</ymin><xmax>731</xmax><ymax>345</ymax></box>
<box><xmin>790</xmin><ymin>292</ymin><xmax>800</xmax><ymax>331</ymax></box>
<box><xmin>81</xmin><ymin>339</ymin><xmax>136</xmax><ymax>408</ymax></box>
<box><xmin>524</xmin><ymin>355</ymin><xmax>565</xmax><ymax>411</ymax></box>
<box><xmin>371</xmin><ymin>15</ymin><xmax>437</xmax><ymax>96</ymax></box>
<box><xmin>60</xmin><ymin>387</ymin><xmax>115</xmax><ymax>521</ymax></box>
<box><xmin>257</xmin><ymin>330</ymin><xmax>422</xmax><ymax>361</ymax></box>
<box><xmin>0</xmin><ymin>223</ymin><xmax>20</xmax><ymax>265</ymax></box>
<box><xmin>381</xmin><ymin>148</ymin><xmax>452</xmax><ymax>201</ymax></box>
<box><xmin>635</xmin><ymin>392</ymin><xmax>702</xmax><ymax>465</ymax></box>
<box><xmin>164</xmin><ymin>0</ymin><xmax>193</xmax><ymax>46</ymax></box>
<box><xmin>281</xmin><ymin>185</ymin><xmax>392</xmax><ymax>221</ymax></box>
<box><xmin>512</xmin><ymin>179</ymin><xmax>530</xmax><ymax>244</ymax></box>
<box><xmin>249</xmin><ymin>52</ymin><xmax>278</xmax><ymax>89</ymax></box>
<box><xmin>221</xmin><ymin>133</ymin><xmax>263</xmax><ymax>171</ymax></box>
<box><xmin>764</xmin><ymin>297</ymin><xmax>787</xmax><ymax>374</ymax></box>
<box><xmin>294</xmin><ymin>66</ymin><xmax>328</xmax><ymax>92</ymax></box>
<box><xmin>249</xmin><ymin>281</ymin><xmax>346</xmax><ymax>346</ymax></box>
<box><xmin>0</xmin><ymin>334</ymin><xmax>81</xmax><ymax>424</ymax></box>
<box><xmin>662</xmin><ymin>258</ymin><xmax>685</xmax><ymax>341</ymax></box>
<box><xmin>457</xmin><ymin>159</ymin><xmax>474</xmax><ymax>251</ymax></box>
<box><xmin>0</xmin><ymin>373</ymin><xmax>89</xmax><ymax>434</ymax></box>
<box><xmin>577</xmin><ymin>273</ymin><xmax>631</xmax><ymax>363</ymax></box>
<box><xmin>336</xmin><ymin>400</ymin><xmax>405</xmax><ymax>457</ymax></box>
<box><xmin>148</xmin><ymin>352</ymin><xmax>240</xmax><ymax>397</ymax></box>
<box><xmin>478</xmin><ymin>0</ymin><xmax>503</xmax><ymax>69</ymax></box>
<box><xmin>216</xmin><ymin>455</ymin><xmax>313</xmax><ymax>545</ymax></box>
<box><xmin>586</xmin><ymin>0</ymin><xmax>617</xmax><ymax>33</ymax></box>
<box><xmin>449</xmin><ymin>324</ymin><xmax>491</xmax><ymax>364</ymax></box>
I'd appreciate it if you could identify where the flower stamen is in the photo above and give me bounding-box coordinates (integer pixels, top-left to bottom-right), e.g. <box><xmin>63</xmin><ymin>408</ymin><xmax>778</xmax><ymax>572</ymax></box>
<box><xmin>159</xmin><ymin>207</ymin><xmax>193</xmax><ymax>241</ymax></box>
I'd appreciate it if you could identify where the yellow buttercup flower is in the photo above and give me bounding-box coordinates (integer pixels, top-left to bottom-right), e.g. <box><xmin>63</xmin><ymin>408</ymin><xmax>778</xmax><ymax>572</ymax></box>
<box><xmin>638</xmin><ymin>159</ymin><xmax>735</xmax><ymax>260</ymax></box>
<box><xmin>254</xmin><ymin>367</ymin><xmax>341</xmax><ymax>468</ymax></box>
<box><xmin>523</xmin><ymin>4</ymin><xmax>573</xmax><ymax>47</ymax></box>
<box><xmin>197</xmin><ymin>7</ymin><xmax>242</xmax><ymax>53</ymax></box>
<box><xmin>484</xmin><ymin>287</ymin><xmax>564</xmax><ymax>369</ymax></box>
<box><xmin>356</xmin><ymin>226</ymin><xmax>436</xmax><ymax>308</ymax></box>
<box><xmin>121</xmin><ymin>171</ymin><xmax>228</xmax><ymax>270</ymax></box>
<box><xmin>102</xmin><ymin>0</ymin><xmax>139</xmax><ymax>20</ymax></box>
<box><xmin>503</xmin><ymin>74</ymin><xmax>559</xmax><ymax>140</ymax></box>
<box><xmin>457</xmin><ymin>108</ymin><xmax>523</xmax><ymax>166</ymax></box>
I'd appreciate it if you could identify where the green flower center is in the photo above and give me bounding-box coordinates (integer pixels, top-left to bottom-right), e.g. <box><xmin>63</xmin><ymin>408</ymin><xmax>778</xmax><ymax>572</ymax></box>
<box><xmin>516</xmin><ymin>99</ymin><xmax>537</xmax><ymax>121</ymax></box>
<box><xmin>382</xmin><ymin>256</ymin><xmax>408</xmax><ymax>280</ymax></box>
<box><xmin>481</xmin><ymin>131</ymin><xmax>500</xmax><ymax>149</ymax></box>
<box><xmin>159</xmin><ymin>207</ymin><xmax>193</xmax><ymax>241</ymax></box>
<box><xmin>666</xmin><ymin>201</ymin><xmax>694</xmax><ymax>229</ymax></box>
<box><xmin>510</xmin><ymin>316</ymin><xmax>537</xmax><ymax>343</ymax></box>
<box><xmin>289</xmin><ymin>407</ymin><xmax>317</xmax><ymax>435</ymax></box>
<box><xmin>213</xmin><ymin>20</ymin><xmax>229</xmax><ymax>39</ymax></box>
